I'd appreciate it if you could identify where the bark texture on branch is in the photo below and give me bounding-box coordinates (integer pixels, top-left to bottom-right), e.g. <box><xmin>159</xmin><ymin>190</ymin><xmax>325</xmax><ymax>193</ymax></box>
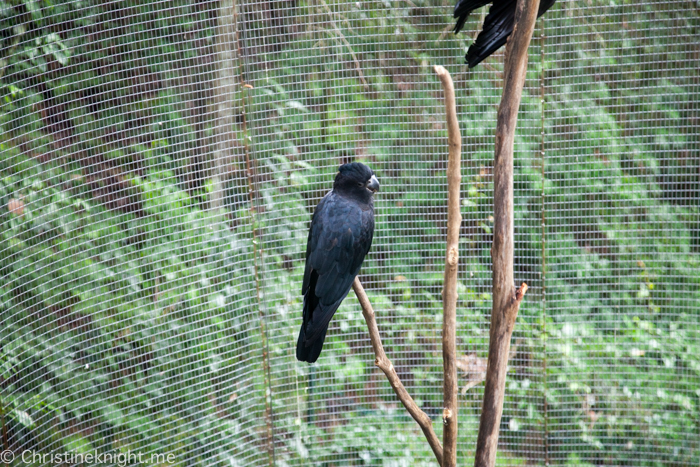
<box><xmin>352</xmin><ymin>278</ymin><xmax>444</xmax><ymax>466</ymax></box>
<box><xmin>434</xmin><ymin>65</ymin><xmax>462</xmax><ymax>467</ymax></box>
<box><xmin>474</xmin><ymin>0</ymin><xmax>539</xmax><ymax>466</ymax></box>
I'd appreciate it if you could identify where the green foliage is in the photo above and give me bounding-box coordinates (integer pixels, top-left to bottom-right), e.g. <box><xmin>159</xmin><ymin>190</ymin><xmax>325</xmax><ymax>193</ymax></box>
<box><xmin>1</xmin><ymin>0</ymin><xmax>698</xmax><ymax>466</ymax></box>
<box><xmin>0</xmin><ymin>152</ymin><xmax>266</xmax><ymax>464</ymax></box>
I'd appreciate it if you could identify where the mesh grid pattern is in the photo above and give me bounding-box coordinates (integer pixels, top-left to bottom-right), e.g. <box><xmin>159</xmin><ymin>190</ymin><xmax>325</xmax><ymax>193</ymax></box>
<box><xmin>1</xmin><ymin>1</ymin><xmax>698</xmax><ymax>466</ymax></box>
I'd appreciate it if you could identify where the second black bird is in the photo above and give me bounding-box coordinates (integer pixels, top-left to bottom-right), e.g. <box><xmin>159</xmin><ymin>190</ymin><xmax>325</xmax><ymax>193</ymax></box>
<box><xmin>296</xmin><ymin>163</ymin><xmax>379</xmax><ymax>363</ymax></box>
<box><xmin>453</xmin><ymin>0</ymin><xmax>556</xmax><ymax>68</ymax></box>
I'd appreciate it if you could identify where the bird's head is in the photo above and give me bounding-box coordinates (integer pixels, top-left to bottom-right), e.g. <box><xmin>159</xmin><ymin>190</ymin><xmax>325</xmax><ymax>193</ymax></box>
<box><xmin>334</xmin><ymin>162</ymin><xmax>380</xmax><ymax>201</ymax></box>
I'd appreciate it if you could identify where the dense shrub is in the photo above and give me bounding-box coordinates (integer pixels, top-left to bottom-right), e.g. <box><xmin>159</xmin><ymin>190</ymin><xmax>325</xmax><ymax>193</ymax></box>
<box><xmin>1</xmin><ymin>0</ymin><xmax>698</xmax><ymax>465</ymax></box>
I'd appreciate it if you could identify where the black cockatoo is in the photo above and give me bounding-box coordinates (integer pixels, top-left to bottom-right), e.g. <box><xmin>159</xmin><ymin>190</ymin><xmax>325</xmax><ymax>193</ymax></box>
<box><xmin>453</xmin><ymin>0</ymin><xmax>557</xmax><ymax>68</ymax></box>
<box><xmin>296</xmin><ymin>163</ymin><xmax>380</xmax><ymax>363</ymax></box>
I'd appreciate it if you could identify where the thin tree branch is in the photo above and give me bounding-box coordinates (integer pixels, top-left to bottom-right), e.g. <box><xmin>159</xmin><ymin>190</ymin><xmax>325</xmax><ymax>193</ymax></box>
<box><xmin>318</xmin><ymin>0</ymin><xmax>369</xmax><ymax>91</ymax></box>
<box><xmin>474</xmin><ymin>0</ymin><xmax>539</xmax><ymax>466</ymax></box>
<box><xmin>352</xmin><ymin>278</ymin><xmax>444</xmax><ymax>466</ymax></box>
<box><xmin>434</xmin><ymin>65</ymin><xmax>462</xmax><ymax>467</ymax></box>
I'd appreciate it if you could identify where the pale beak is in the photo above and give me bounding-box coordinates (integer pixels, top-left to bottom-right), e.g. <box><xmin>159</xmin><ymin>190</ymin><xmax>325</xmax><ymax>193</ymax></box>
<box><xmin>366</xmin><ymin>175</ymin><xmax>380</xmax><ymax>193</ymax></box>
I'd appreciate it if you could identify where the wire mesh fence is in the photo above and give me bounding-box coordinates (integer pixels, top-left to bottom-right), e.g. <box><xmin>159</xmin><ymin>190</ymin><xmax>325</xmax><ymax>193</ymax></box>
<box><xmin>1</xmin><ymin>0</ymin><xmax>698</xmax><ymax>466</ymax></box>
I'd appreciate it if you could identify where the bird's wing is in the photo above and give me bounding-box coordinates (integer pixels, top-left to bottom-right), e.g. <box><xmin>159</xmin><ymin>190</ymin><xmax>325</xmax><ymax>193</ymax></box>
<box><xmin>302</xmin><ymin>192</ymin><xmax>374</xmax><ymax>344</ymax></box>
<box><xmin>453</xmin><ymin>0</ymin><xmax>491</xmax><ymax>34</ymax></box>
<box><xmin>467</xmin><ymin>0</ymin><xmax>557</xmax><ymax>67</ymax></box>
<box><xmin>302</xmin><ymin>194</ymin><xmax>328</xmax><ymax>296</ymax></box>
<box><xmin>466</xmin><ymin>0</ymin><xmax>516</xmax><ymax>67</ymax></box>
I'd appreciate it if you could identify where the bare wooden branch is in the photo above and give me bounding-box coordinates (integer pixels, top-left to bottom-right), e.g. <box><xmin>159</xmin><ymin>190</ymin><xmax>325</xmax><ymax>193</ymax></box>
<box><xmin>474</xmin><ymin>0</ymin><xmax>540</xmax><ymax>466</ymax></box>
<box><xmin>434</xmin><ymin>65</ymin><xmax>462</xmax><ymax>467</ymax></box>
<box><xmin>353</xmin><ymin>278</ymin><xmax>444</xmax><ymax>466</ymax></box>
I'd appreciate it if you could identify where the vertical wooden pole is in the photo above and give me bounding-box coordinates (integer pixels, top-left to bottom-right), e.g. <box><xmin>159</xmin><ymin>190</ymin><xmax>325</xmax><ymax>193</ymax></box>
<box><xmin>473</xmin><ymin>0</ymin><xmax>540</xmax><ymax>466</ymax></box>
<box><xmin>434</xmin><ymin>65</ymin><xmax>462</xmax><ymax>467</ymax></box>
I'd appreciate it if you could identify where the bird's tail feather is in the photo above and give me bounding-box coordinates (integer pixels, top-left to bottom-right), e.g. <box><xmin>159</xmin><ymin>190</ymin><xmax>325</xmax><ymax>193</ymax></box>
<box><xmin>296</xmin><ymin>322</ymin><xmax>329</xmax><ymax>363</ymax></box>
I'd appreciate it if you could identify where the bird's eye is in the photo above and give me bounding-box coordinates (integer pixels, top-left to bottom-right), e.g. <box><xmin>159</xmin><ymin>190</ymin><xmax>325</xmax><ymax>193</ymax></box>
<box><xmin>357</xmin><ymin>182</ymin><xmax>363</xmax><ymax>187</ymax></box>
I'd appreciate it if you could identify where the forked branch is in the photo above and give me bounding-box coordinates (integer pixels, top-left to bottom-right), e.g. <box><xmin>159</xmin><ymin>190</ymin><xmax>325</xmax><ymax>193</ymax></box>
<box><xmin>352</xmin><ymin>66</ymin><xmax>462</xmax><ymax>467</ymax></box>
<box><xmin>352</xmin><ymin>278</ymin><xmax>444</xmax><ymax>466</ymax></box>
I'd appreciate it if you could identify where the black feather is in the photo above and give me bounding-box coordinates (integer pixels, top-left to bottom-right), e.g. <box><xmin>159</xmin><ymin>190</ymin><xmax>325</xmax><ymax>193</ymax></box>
<box><xmin>296</xmin><ymin>162</ymin><xmax>378</xmax><ymax>363</ymax></box>
<box><xmin>454</xmin><ymin>0</ymin><xmax>557</xmax><ymax>68</ymax></box>
<box><xmin>453</xmin><ymin>0</ymin><xmax>491</xmax><ymax>34</ymax></box>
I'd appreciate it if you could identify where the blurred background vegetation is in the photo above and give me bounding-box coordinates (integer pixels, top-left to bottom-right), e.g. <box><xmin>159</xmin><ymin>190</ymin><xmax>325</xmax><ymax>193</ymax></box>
<box><xmin>1</xmin><ymin>0</ymin><xmax>698</xmax><ymax>466</ymax></box>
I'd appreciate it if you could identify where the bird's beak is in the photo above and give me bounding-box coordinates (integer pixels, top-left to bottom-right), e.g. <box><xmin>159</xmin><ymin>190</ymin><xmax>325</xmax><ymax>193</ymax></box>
<box><xmin>366</xmin><ymin>175</ymin><xmax>380</xmax><ymax>193</ymax></box>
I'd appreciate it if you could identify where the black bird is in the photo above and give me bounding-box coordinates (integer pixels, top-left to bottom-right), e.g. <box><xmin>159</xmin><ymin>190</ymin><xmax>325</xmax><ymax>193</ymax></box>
<box><xmin>296</xmin><ymin>163</ymin><xmax>380</xmax><ymax>363</ymax></box>
<box><xmin>453</xmin><ymin>0</ymin><xmax>557</xmax><ymax>68</ymax></box>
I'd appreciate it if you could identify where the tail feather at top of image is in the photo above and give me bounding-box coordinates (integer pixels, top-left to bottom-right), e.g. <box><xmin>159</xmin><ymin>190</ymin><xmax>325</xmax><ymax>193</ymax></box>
<box><xmin>453</xmin><ymin>0</ymin><xmax>556</xmax><ymax>68</ymax></box>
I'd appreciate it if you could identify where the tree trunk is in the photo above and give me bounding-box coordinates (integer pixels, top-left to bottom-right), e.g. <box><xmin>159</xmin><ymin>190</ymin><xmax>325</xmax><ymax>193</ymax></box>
<box><xmin>474</xmin><ymin>0</ymin><xmax>539</xmax><ymax>466</ymax></box>
<box><xmin>210</xmin><ymin>0</ymin><xmax>238</xmax><ymax>210</ymax></box>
